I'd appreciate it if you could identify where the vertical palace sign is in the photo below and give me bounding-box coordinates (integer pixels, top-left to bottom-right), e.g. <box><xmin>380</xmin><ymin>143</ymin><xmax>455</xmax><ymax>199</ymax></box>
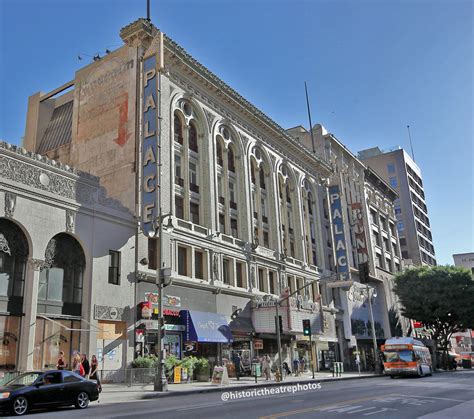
<box><xmin>141</xmin><ymin>35</ymin><xmax>163</xmax><ymax>237</ymax></box>
<box><xmin>329</xmin><ymin>185</ymin><xmax>349</xmax><ymax>279</ymax></box>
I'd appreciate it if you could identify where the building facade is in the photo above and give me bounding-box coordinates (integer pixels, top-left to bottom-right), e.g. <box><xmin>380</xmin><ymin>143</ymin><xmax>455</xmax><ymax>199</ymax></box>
<box><xmin>286</xmin><ymin>124</ymin><xmax>408</xmax><ymax>371</ymax></box>
<box><xmin>0</xmin><ymin>141</ymin><xmax>136</xmax><ymax>373</ymax></box>
<box><xmin>358</xmin><ymin>147</ymin><xmax>436</xmax><ymax>267</ymax></box>
<box><xmin>453</xmin><ymin>252</ymin><xmax>474</xmax><ymax>276</ymax></box>
<box><xmin>14</xmin><ymin>18</ymin><xmax>346</xmax><ymax>375</ymax></box>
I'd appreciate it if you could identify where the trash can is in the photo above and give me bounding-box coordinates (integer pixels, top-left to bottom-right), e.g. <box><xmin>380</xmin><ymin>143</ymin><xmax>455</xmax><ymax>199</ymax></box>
<box><xmin>251</xmin><ymin>363</ymin><xmax>262</xmax><ymax>377</ymax></box>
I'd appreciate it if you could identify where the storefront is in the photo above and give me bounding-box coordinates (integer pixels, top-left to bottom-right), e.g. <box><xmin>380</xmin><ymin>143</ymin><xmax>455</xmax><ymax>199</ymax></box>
<box><xmin>33</xmin><ymin>316</ymin><xmax>82</xmax><ymax>370</ymax></box>
<box><xmin>0</xmin><ymin>315</ymin><xmax>21</xmax><ymax>371</ymax></box>
<box><xmin>180</xmin><ymin>310</ymin><xmax>232</xmax><ymax>367</ymax></box>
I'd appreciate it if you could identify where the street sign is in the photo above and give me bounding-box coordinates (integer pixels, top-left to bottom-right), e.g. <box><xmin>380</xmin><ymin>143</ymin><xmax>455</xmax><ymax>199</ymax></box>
<box><xmin>253</xmin><ymin>339</ymin><xmax>264</xmax><ymax>350</ymax></box>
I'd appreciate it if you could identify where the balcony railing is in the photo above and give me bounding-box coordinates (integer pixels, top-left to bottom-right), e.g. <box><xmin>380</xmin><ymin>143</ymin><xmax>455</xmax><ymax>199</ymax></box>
<box><xmin>175</xmin><ymin>177</ymin><xmax>184</xmax><ymax>187</ymax></box>
<box><xmin>230</xmin><ymin>201</ymin><xmax>237</xmax><ymax>210</ymax></box>
<box><xmin>190</xmin><ymin>183</ymin><xmax>200</xmax><ymax>193</ymax></box>
<box><xmin>219</xmin><ymin>196</ymin><xmax>225</xmax><ymax>205</ymax></box>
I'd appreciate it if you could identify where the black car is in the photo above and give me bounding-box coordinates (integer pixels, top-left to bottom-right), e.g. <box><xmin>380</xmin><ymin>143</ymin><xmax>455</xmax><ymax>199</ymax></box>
<box><xmin>0</xmin><ymin>370</ymin><xmax>100</xmax><ymax>416</ymax></box>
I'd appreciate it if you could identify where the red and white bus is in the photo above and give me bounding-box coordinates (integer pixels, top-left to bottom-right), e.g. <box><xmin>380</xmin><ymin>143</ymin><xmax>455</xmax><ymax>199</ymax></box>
<box><xmin>381</xmin><ymin>337</ymin><xmax>433</xmax><ymax>378</ymax></box>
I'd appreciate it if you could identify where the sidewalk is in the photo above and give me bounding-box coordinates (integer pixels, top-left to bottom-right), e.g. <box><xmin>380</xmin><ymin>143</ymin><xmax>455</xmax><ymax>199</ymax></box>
<box><xmin>99</xmin><ymin>370</ymin><xmax>380</xmax><ymax>403</ymax></box>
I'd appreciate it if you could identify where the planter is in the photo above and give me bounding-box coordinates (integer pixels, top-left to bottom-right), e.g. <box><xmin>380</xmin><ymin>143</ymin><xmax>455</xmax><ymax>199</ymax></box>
<box><xmin>195</xmin><ymin>365</ymin><xmax>211</xmax><ymax>382</ymax></box>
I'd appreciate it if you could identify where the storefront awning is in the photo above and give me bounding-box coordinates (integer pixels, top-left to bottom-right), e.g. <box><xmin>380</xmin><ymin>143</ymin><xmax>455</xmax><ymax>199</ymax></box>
<box><xmin>229</xmin><ymin>316</ymin><xmax>254</xmax><ymax>335</ymax></box>
<box><xmin>180</xmin><ymin>310</ymin><xmax>233</xmax><ymax>343</ymax></box>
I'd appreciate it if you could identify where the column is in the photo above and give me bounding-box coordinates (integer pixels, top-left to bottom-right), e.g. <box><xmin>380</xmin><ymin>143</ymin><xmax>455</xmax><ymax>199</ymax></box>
<box><xmin>18</xmin><ymin>258</ymin><xmax>43</xmax><ymax>371</ymax></box>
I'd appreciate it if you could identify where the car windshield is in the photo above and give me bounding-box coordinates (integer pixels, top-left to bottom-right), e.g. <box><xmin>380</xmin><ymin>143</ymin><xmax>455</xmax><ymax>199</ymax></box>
<box><xmin>5</xmin><ymin>372</ymin><xmax>42</xmax><ymax>387</ymax></box>
<box><xmin>384</xmin><ymin>350</ymin><xmax>414</xmax><ymax>363</ymax></box>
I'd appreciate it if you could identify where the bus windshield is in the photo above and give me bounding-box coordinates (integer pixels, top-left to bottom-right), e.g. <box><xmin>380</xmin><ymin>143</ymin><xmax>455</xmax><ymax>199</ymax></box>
<box><xmin>384</xmin><ymin>350</ymin><xmax>414</xmax><ymax>363</ymax></box>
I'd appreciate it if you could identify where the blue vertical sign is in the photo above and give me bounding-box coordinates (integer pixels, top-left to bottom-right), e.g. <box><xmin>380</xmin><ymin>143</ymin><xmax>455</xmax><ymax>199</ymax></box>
<box><xmin>142</xmin><ymin>55</ymin><xmax>159</xmax><ymax>236</ymax></box>
<box><xmin>329</xmin><ymin>185</ymin><xmax>349</xmax><ymax>279</ymax></box>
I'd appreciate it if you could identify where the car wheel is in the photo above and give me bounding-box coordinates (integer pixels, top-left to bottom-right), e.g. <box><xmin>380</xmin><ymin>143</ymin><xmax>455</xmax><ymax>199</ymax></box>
<box><xmin>12</xmin><ymin>396</ymin><xmax>28</xmax><ymax>416</ymax></box>
<box><xmin>75</xmin><ymin>391</ymin><xmax>90</xmax><ymax>409</ymax></box>
<box><xmin>390</xmin><ymin>375</ymin><xmax>395</xmax><ymax>379</ymax></box>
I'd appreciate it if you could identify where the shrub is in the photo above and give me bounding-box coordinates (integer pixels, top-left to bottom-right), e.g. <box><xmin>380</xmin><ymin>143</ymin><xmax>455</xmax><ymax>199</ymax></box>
<box><xmin>194</xmin><ymin>357</ymin><xmax>209</xmax><ymax>373</ymax></box>
<box><xmin>132</xmin><ymin>356</ymin><xmax>157</xmax><ymax>369</ymax></box>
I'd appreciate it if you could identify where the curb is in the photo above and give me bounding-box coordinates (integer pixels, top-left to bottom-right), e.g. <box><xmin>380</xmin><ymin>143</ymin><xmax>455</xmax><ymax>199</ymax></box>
<box><xmin>140</xmin><ymin>374</ymin><xmax>383</xmax><ymax>399</ymax></box>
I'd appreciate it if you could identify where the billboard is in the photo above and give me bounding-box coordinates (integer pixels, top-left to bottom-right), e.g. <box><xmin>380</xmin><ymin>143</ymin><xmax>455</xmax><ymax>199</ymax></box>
<box><xmin>351</xmin><ymin>203</ymin><xmax>369</xmax><ymax>264</ymax></box>
<box><xmin>329</xmin><ymin>185</ymin><xmax>349</xmax><ymax>279</ymax></box>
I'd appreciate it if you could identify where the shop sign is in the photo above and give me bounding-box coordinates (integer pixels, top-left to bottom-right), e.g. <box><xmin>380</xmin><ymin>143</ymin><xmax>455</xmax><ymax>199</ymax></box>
<box><xmin>145</xmin><ymin>292</ymin><xmax>159</xmax><ymax>305</ymax></box>
<box><xmin>253</xmin><ymin>339</ymin><xmax>264</xmax><ymax>350</ymax></box>
<box><xmin>252</xmin><ymin>296</ymin><xmax>278</xmax><ymax>309</ymax></box>
<box><xmin>94</xmin><ymin>305</ymin><xmax>125</xmax><ymax>321</ymax></box>
<box><xmin>141</xmin><ymin>302</ymin><xmax>153</xmax><ymax>319</ymax></box>
<box><xmin>141</xmin><ymin>45</ymin><xmax>163</xmax><ymax>237</ymax></box>
<box><xmin>329</xmin><ymin>185</ymin><xmax>349</xmax><ymax>279</ymax></box>
<box><xmin>184</xmin><ymin>341</ymin><xmax>198</xmax><ymax>352</ymax></box>
<box><xmin>289</xmin><ymin>295</ymin><xmax>318</xmax><ymax>312</ymax></box>
<box><xmin>163</xmin><ymin>308</ymin><xmax>180</xmax><ymax>317</ymax></box>
<box><xmin>142</xmin><ymin>320</ymin><xmax>159</xmax><ymax>330</ymax></box>
<box><xmin>164</xmin><ymin>295</ymin><xmax>181</xmax><ymax>308</ymax></box>
<box><xmin>164</xmin><ymin>324</ymin><xmax>185</xmax><ymax>332</ymax></box>
<box><xmin>351</xmin><ymin>203</ymin><xmax>369</xmax><ymax>264</ymax></box>
<box><xmin>174</xmin><ymin>367</ymin><xmax>181</xmax><ymax>384</ymax></box>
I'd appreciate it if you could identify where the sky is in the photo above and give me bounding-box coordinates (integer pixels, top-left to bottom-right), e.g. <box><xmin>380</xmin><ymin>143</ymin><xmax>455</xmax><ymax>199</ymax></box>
<box><xmin>0</xmin><ymin>0</ymin><xmax>472</xmax><ymax>264</ymax></box>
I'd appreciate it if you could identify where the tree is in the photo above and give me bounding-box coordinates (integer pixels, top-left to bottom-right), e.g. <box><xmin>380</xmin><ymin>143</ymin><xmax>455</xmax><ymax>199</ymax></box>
<box><xmin>393</xmin><ymin>265</ymin><xmax>474</xmax><ymax>369</ymax></box>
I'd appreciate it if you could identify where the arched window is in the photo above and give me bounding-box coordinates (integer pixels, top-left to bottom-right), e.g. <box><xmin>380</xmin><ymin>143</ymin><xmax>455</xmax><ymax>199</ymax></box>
<box><xmin>0</xmin><ymin>219</ymin><xmax>28</xmax><ymax>299</ymax></box>
<box><xmin>216</xmin><ymin>134</ymin><xmax>241</xmax><ymax>238</ymax></box>
<box><xmin>189</xmin><ymin>123</ymin><xmax>198</xmax><ymax>152</ymax></box>
<box><xmin>38</xmin><ymin>233</ymin><xmax>85</xmax><ymax>316</ymax></box>
<box><xmin>174</xmin><ymin>113</ymin><xmax>183</xmax><ymax>144</ymax></box>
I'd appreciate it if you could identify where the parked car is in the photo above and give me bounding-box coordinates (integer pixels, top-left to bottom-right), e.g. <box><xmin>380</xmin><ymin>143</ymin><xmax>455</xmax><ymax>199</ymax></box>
<box><xmin>0</xmin><ymin>370</ymin><xmax>100</xmax><ymax>416</ymax></box>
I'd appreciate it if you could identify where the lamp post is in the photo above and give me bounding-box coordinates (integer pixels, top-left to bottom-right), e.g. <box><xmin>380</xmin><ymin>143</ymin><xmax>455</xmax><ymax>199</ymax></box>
<box><xmin>150</xmin><ymin>211</ymin><xmax>173</xmax><ymax>392</ymax></box>
<box><xmin>365</xmin><ymin>284</ymin><xmax>380</xmax><ymax>374</ymax></box>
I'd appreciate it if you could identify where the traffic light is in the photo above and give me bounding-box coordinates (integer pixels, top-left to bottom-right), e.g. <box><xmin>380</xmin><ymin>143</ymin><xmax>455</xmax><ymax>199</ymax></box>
<box><xmin>303</xmin><ymin>319</ymin><xmax>311</xmax><ymax>336</ymax></box>
<box><xmin>358</xmin><ymin>262</ymin><xmax>370</xmax><ymax>284</ymax></box>
<box><xmin>278</xmin><ymin>315</ymin><xmax>283</xmax><ymax>334</ymax></box>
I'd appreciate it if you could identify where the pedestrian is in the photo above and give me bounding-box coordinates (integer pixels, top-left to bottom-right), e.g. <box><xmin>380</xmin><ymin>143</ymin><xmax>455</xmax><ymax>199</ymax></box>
<box><xmin>293</xmin><ymin>358</ymin><xmax>300</xmax><ymax>376</ymax></box>
<box><xmin>262</xmin><ymin>354</ymin><xmax>271</xmax><ymax>381</ymax></box>
<box><xmin>56</xmin><ymin>351</ymin><xmax>67</xmax><ymax>370</ymax></box>
<box><xmin>282</xmin><ymin>361</ymin><xmax>291</xmax><ymax>377</ymax></box>
<box><xmin>234</xmin><ymin>352</ymin><xmax>244</xmax><ymax>381</ymax></box>
<box><xmin>81</xmin><ymin>353</ymin><xmax>90</xmax><ymax>378</ymax></box>
<box><xmin>300</xmin><ymin>357</ymin><xmax>306</xmax><ymax>374</ymax></box>
<box><xmin>89</xmin><ymin>355</ymin><xmax>102</xmax><ymax>392</ymax></box>
<box><xmin>72</xmin><ymin>353</ymin><xmax>83</xmax><ymax>376</ymax></box>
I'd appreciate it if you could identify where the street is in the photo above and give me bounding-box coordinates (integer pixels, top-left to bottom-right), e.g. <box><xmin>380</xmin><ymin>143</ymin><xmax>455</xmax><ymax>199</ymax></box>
<box><xmin>6</xmin><ymin>370</ymin><xmax>473</xmax><ymax>418</ymax></box>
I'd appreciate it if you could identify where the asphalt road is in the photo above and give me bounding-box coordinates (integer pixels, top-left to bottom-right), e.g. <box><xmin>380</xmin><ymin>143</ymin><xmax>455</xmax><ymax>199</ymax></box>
<box><xmin>4</xmin><ymin>370</ymin><xmax>473</xmax><ymax>419</ymax></box>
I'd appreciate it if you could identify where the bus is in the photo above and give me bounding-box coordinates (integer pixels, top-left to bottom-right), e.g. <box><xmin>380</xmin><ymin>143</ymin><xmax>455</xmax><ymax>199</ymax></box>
<box><xmin>381</xmin><ymin>337</ymin><xmax>433</xmax><ymax>378</ymax></box>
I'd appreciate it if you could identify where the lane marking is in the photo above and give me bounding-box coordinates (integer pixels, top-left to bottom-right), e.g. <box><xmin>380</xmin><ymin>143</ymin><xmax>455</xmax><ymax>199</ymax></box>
<box><xmin>392</xmin><ymin>394</ymin><xmax>465</xmax><ymax>403</ymax></box>
<box><xmin>176</xmin><ymin>402</ymin><xmax>224</xmax><ymax>411</ymax></box>
<box><xmin>258</xmin><ymin>393</ymin><xmax>400</xmax><ymax>419</ymax></box>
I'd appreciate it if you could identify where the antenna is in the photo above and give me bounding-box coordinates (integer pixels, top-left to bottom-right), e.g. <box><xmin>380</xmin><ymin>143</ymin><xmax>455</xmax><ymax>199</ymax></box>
<box><xmin>406</xmin><ymin>125</ymin><xmax>415</xmax><ymax>161</ymax></box>
<box><xmin>304</xmin><ymin>81</ymin><xmax>316</xmax><ymax>153</ymax></box>
<box><xmin>146</xmin><ymin>0</ymin><xmax>151</xmax><ymax>21</ymax></box>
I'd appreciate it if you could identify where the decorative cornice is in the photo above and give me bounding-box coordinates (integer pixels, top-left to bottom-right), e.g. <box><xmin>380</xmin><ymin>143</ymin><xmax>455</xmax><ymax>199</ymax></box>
<box><xmin>28</xmin><ymin>258</ymin><xmax>46</xmax><ymax>271</ymax></box>
<box><xmin>4</xmin><ymin>192</ymin><xmax>16</xmax><ymax>218</ymax></box>
<box><xmin>161</xmin><ymin>35</ymin><xmax>332</xmax><ymax>178</ymax></box>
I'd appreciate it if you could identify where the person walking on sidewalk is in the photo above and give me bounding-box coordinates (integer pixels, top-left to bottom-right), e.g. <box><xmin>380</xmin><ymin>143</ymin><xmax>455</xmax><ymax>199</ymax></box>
<box><xmin>293</xmin><ymin>358</ymin><xmax>300</xmax><ymax>376</ymax></box>
<box><xmin>81</xmin><ymin>353</ymin><xmax>90</xmax><ymax>379</ymax></box>
<box><xmin>262</xmin><ymin>354</ymin><xmax>272</xmax><ymax>381</ymax></box>
<box><xmin>89</xmin><ymin>355</ymin><xmax>102</xmax><ymax>393</ymax></box>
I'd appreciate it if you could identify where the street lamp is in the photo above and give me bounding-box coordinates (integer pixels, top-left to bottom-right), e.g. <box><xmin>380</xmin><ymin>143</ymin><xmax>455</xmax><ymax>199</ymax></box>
<box><xmin>349</xmin><ymin>283</ymin><xmax>380</xmax><ymax>374</ymax></box>
<box><xmin>148</xmin><ymin>210</ymin><xmax>173</xmax><ymax>392</ymax></box>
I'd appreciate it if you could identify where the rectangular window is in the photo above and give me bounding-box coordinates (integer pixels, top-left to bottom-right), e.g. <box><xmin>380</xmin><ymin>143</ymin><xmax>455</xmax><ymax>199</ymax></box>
<box><xmin>387</xmin><ymin>163</ymin><xmax>395</xmax><ymax>174</ymax></box>
<box><xmin>148</xmin><ymin>238</ymin><xmax>158</xmax><ymax>270</ymax></box>
<box><xmin>269</xmin><ymin>271</ymin><xmax>276</xmax><ymax>295</ymax></box>
<box><xmin>288</xmin><ymin>275</ymin><xmax>295</xmax><ymax>294</ymax></box>
<box><xmin>189</xmin><ymin>162</ymin><xmax>199</xmax><ymax>192</ymax></box>
<box><xmin>223</xmin><ymin>259</ymin><xmax>230</xmax><ymax>285</ymax></box>
<box><xmin>399</xmin><ymin>238</ymin><xmax>407</xmax><ymax>246</ymax></box>
<box><xmin>190</xmin><ymin>202</ymin><xmax>200</xmax><ymax>224</ymax></box>
<box><xmin>389</xmin><ymin>177</ymin><xmax>398</xmax><ymax>188</ymax></box>
<box><xmin>231</xmin><ymin>218</ymin><xmax>238</xmax><ymax>238</ymax></box>
<box><xmin>383</xmin><ymin>236</ymin><xmax>389</xmax><ymax>251</ymax></box>
<box><xmin>370</xmin><ymin>209</ymin><xmax>378</xmax><ymax>225</ymax></box>
<box><xmin>219</xmin><ymin>213</ymin><xmax>226</xmax><ymax>233</ymax></box>
<box><xmin>380</xmin><ymin>216</ymin><xmax>388</xmax><ymax>231</ymax></box>
<box><xmin>402</xmin><ymin>250</ymin><xmax>409</xmax><ymax>259</ymax></box>
<box><xmin>195</xmin><ymin>251</ymin><xmax>204</xmax><ymax>279</ymax></box>
<box><xmin>229</xmin><ymin>181</ymin><xmax>235</xmax><ymax>204</ymax></box>
<box><xmin>236</xmin><ymin>262</ymin><xmax>244</xmax><ymax>288</ymax></box>
<box><xmin>263</xmin><ymin>231</ymin><xmax>269</xmax><ymax>247</ymax></box>
<box><xmin>373</xmin><ymin>231</ymin><xmax>381</xmax><ymax>247</ymax></box>
<box><xmin>175</xmin><ymin>196</ymin><xmax>184</xmax><ymax>219</ymax></box>
<box><xmin>397</xmin><ymin>221</ymin><xmax>405</xmax><ymax>231</ymax></box>
<box><xmin>108</xmin><ymin>250</ymin><xmax>120</xmax><ymax>285</ymax></box>
<box><xmin>375</xmin><ymin>253</ymin><xmax>383</xmax><ymax>268</ymax></box>
<box><xmin>258</xmin><ymin>268</ymin><xmax>265</xmax><ymax>292</ymax></box>
<box><xmin>178</xmin><ymin>247</ymin><xmax>188</xmax><ymax>276</ymax></box>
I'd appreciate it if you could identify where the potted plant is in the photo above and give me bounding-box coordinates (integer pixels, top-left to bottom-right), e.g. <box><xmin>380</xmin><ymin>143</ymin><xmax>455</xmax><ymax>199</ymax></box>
<box><xmin>180</xmin><ymin>356</ymin><xmax>198</xmax><ymax>383</ymax></box>
<box><xmin>194</xmin><ymin>358</ymin><xmax>210</xmax><ymax>382</ymax></box>
<box><xmin>164</xmin><ymin>355</ymin><xmax>180</xmax><ymax>382</ymax></box>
